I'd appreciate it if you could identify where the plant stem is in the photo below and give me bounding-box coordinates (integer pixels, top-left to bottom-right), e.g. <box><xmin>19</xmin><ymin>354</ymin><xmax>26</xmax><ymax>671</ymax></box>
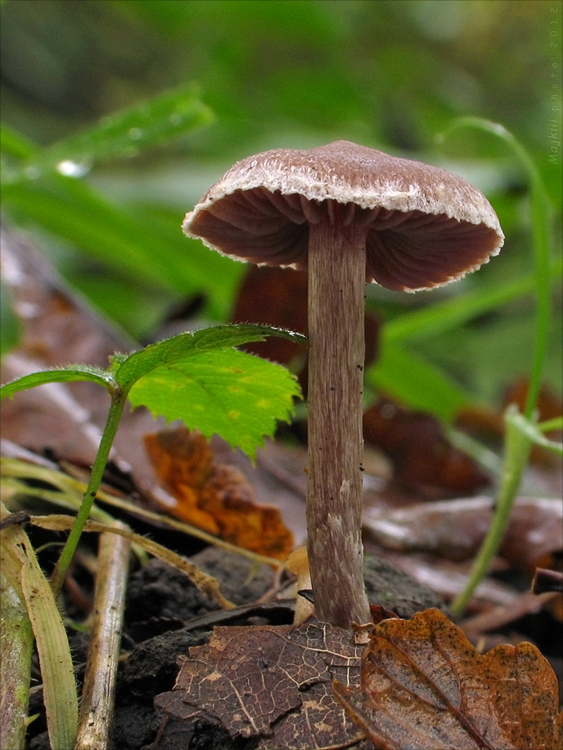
<box><xmin>440</xmin><ymin>119</ymin><xmax>553</xmax><ymax>616</ymax></box>
<box><xmin>451</xmin><ymin>406</ymin><xmax>532</xmax><ymax>615</ymax></box>
<box><xmin>50</xmin><ymin>386</ymin><xmax>127</xmax><ymax>596</ymax></box>
<box><xmin>307</xmin><ymin>209</ymin><xmax>371</xmax><ymax>627</ymax></box>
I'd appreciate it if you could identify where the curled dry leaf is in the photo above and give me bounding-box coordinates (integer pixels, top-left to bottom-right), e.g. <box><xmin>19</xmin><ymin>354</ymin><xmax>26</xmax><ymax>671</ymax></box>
<box><xmin>333</xmin><ymin>608</ymin><xmax>563</xmax><ymax>750</ymax></box>
<box><xmin>144</xmin><ymin>427</ymin><xmax>293</xmax><ymax>560</ymax></box>
<box><xmin>154</xmin><ymin>619</ymin><xmax>367</xmax><ymax>750</ymax></box>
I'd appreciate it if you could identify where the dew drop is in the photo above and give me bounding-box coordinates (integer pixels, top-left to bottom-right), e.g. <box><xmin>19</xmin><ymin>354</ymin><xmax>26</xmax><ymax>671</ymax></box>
<box><xmin>128</xmin><ymin>127</ymin><xmax>142</xmax><ymax>140</ymax></box>
<box><xmin>56</xmin><ymin>160</ymin><xmax>91</xmax><ymax>178</ymax></box>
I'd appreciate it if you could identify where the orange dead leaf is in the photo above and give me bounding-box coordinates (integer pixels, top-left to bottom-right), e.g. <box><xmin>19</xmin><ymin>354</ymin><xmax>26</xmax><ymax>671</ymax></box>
<box><xmin>144</xmin><ymin>427</ymin><xmax>293</xmax><ymax>560</ymax></box>
<box><xmin>333</xmin><ymin>608</ymin><xmax>562</xmax><ymax>750</ymax></box>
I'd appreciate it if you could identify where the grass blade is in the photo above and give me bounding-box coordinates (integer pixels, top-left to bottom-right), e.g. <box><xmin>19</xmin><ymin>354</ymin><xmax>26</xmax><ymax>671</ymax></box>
<box><xmin>2</xmin><ymin>507</ymin><xmax>78</xmax><ymax>750</ymax></box>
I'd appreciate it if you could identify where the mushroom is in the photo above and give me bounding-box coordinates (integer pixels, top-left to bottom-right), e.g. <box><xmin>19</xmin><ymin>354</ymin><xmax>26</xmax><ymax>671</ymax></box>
<box><xmin>183</xmin><ymin>140</ymin><xmax>504</xmax><ymax>627</ymax></box>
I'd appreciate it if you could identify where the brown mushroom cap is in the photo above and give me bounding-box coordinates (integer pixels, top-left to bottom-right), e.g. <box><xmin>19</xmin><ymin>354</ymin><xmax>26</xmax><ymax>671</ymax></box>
<box><xmin>183</xmin><ymin>140</ymin><xmax>504</xmax><ymax>292</ymax></box>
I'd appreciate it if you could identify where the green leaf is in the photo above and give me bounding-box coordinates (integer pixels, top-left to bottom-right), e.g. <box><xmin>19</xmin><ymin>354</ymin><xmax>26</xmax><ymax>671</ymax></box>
<box><xmin>538</xmin><ymin>417</ymin><xmax>563</xmax><ymax>433</ymax></box>
<box><xmin>0</xmin><ymin>280</ymin><xmax>21</xmax><ymax>357</ymax></box>
<box><xmin>367</xmin><ymin>341</ymin><xmax>473</xmax><ymax>422</ymax></box>
<box><xmin>439</xmin><ymin>118</ymin><xmax>553</xmax><ymax>420</ymax></box>
<box><xmin>2</xmin><ymin>173</ymin><xmax>197</xmax><ymax>293</ymax></box>
<box><xmin>0</xmin><ymin>366</ymin><xmax>113</xmax><ymax>400</ymax></box>
<box><xmin>128</xmin><ymin>347</ymin><xmax>301</xmax><ymax>459</ymax></box>
<box><xmin>1</xmin><ymin>511</ymin><xmax>78</xmax><ymax>750</ymax></box>
<box><xmin>114</xmin><ymin>324</ymin><xmax>307</xmax><ymax>389</ymax></box>
<box><xmin>383</xmin><ymin>258</ymin><xmax>562</xmax><ymax>345</ymax></box>
<box><xmin>5</xmin><ymin>83</ymin><xmax>213</xmax><ymax>176</ymax></box>
<box><xmin>0</xmin><ymin>123</ymin><xmax>39</xmax><ymax>161</ymax></box>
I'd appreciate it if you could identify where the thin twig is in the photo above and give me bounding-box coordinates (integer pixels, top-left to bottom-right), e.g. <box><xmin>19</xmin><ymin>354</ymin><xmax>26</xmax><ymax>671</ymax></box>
<box><xmin>75</xmin><ymin>522</ymin><xmax>131</xmax><ymax>750</ymax></box>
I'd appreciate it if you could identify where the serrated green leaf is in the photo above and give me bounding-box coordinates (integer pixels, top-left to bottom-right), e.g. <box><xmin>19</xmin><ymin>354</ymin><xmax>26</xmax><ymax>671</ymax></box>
<box><xmin>114</xmin><ymin>324</ymin><xmax>307</xmax><ymax>389</ymax></box>
<box><xmin>127</xmin><ymin>348</ymin><xmax>301</xmax><ymax>459</ymax></box>
<box><xmin>0</xmin><ymin>366</ymin><xmax>113</xmax><ymax>400</ymax></box>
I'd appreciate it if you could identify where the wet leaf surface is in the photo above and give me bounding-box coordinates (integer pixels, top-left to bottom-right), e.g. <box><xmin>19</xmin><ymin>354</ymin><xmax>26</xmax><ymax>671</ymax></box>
<box><xmin>155</xmin><ymin>619</ymin><xmax>368</xmax><ymax>750</ymax></box>
<box><xmin>334</xmin><ymin>608</ymin><xmax>563</xmax><ymax>750</ymax></box>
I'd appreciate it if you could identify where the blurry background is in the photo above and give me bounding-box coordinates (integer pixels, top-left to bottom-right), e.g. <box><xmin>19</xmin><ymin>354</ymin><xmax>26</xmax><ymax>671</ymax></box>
<box><xmin>1</xmin><ymin>0</ymin><xmax>561</xmax><ymax>418</ymax></box>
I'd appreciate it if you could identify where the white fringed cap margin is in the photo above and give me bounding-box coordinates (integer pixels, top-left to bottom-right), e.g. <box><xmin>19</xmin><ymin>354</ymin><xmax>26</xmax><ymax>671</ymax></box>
<box><xmin>183</xmin><ymin>140</ymin><xmax>504</xmax><ymax>291</ymax></box>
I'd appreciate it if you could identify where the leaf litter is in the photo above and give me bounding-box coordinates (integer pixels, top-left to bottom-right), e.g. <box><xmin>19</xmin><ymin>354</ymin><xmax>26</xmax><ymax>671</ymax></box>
<box><xmin>144</xmin><ymin>426</ymin><xmax>294</xmax><ymax>559</ymax></box>
<box><xmin>155</xmin><ymin>609</ymin><xmax>562</xmax><ymax>750</ymax></box>
<box><xmin>334</xmin><ymin>609</ymin><xmax>562</xmax><ymax>750</ymax></box>
<box><xmin>155</xmin><ymin>618</ymin><xmax>367</xmax><ymax>750</ymax></box>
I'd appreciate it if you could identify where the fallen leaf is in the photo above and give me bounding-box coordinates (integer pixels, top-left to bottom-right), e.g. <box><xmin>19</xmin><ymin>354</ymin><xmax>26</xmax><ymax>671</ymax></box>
<box><xmin>363</xmin><ymin>496</ymin><xmax>563</xmax><ymax>573</ymax></box>
<box><xmin>154</xmin><ymin>619</ymin><xmax>368</xmax><ymax>750</ymax></box>
<box><xmin>363</xmin><ymin>397</ymin><xmax>490</xmax><ymax>498</ymax></box>
<box><xmin>144</xmin><ymin>427</ymin><xmax>293</xmax><ymax>560</ymax></box>
<box><xmin>0</xmin><ymin>229</ymin><xmax>306</xmax><ymax>538</ymax></box>
<box><xmin>370</xmin><ymin>551</ymin><xmax>522</xmax><ymax>613</ymax></box>
<box><xmin>231</xmin><ymin>266</ymin><xmax>309</xmax><ymax>368</ymax></box>
<box><xmin>333</xmin><ymin>608</ymin><xmax>563</xmax><ymax>750</ymax></box>
<box><xmin>0</xmin><ymin>225</ymin><xmax>134</xmax><ymax>465</ymax></box>
<box><xmin>0</xmin><ymin>225</ymin><xmax>167</xmax><ymax>493</ymax></box>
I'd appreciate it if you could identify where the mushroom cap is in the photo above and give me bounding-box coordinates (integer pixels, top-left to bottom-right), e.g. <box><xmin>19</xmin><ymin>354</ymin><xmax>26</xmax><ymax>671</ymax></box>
<box><xmin>183</xmin><ymin>140</ymin><xmax>504</xmax><ymax>291</ymax></box>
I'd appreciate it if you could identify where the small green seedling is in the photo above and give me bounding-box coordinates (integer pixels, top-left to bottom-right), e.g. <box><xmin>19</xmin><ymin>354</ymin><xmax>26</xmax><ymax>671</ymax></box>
<box><xmin>0</xmin><ymin>323</ymin><xmax>305</xmax><ymax>594</ymax></box>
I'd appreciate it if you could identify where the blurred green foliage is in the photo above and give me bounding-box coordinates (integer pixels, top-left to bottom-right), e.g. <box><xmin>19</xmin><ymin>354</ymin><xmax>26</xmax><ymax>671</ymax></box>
<box><xmin>1</xmin><ymin>0</ymin><xmax>561</xmax><ymax>418</ymax></box>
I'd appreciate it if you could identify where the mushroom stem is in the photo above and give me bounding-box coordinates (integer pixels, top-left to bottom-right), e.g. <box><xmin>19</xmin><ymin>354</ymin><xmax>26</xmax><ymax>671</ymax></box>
<box><xmin>307</xmin><ymin>208</ymin><xmax>371</xmax><ymax>627</ymax></box>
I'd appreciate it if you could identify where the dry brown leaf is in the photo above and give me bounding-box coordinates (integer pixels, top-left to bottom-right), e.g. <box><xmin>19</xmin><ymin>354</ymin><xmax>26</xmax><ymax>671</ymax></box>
<box><xmin>154</xmin><ymin>619</ymin><xmax>368</xmax><ymax>750</ymax></box>
<box><xmin>231</xmin><ymin>266</ymin><xmax>309</xmax><ymax>368</ymax></box>
<box><xmin>0</xmin><ymin>225</ymin><xmax>133</xmax><ymax>465</ymax></box>
<box><xmin>333</xmin><ymin>608</ymin><xmax>563</xmax><ymax>750</ymax></box>
<box><xmin>144</xmin><ymin>427</ymin><xmax>294</xmax><ymax>560</ymax></box>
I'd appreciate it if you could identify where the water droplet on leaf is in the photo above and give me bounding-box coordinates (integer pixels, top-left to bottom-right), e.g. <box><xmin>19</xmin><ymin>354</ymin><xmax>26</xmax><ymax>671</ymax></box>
<box><xmin>56</xmin><ymin>160</ymin><xmax>91</xmax><ymax>178</ymax></box>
